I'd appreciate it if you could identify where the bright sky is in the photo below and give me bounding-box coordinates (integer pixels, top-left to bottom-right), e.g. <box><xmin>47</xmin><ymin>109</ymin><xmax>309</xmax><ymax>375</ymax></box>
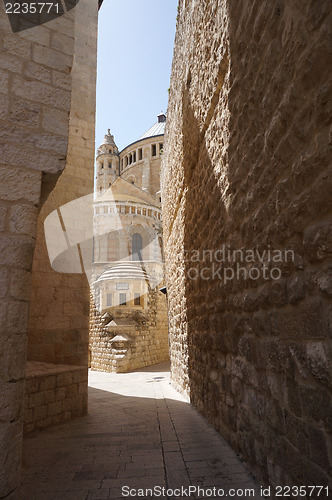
<box><xmin>95</xmin><ymin>0</ymin><xmax>178</xmax><ymax>153</ymax></box>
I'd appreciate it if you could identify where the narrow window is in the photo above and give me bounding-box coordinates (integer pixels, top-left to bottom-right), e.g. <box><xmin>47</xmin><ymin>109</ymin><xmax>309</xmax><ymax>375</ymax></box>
<box><xmin>138</xmin><ymin>148</ymin><xmax>142</xmax><ymax>160</ymax></box>
<box><xmin>132</xmin><ymin>233</ymin><xmax>143</xmax><ymax>261</ymax></box>
<box><xmin>152</xmin><ymin>144</ymin><xmax>156</xmax><ymax>157</ymax></box>
<box><xmin>107</xmin><ymin>294</ymin><xmax>112</xmax><ymax>306</ymax></box>
<box><xmin>133</xmin><ymin>152</ymin><xmax>136</xmax><ymax>162</ymax></box>
<box><xmin>101</xmin><ymin>162</ymin><xmax>104</xmax><ymax>169</ymax></box>
<box><xmin>119</xmin><ymin>293</ymin><xmax>126</xmax><ymax>306</ymax></box>
<box><xmin>109</xmin><ymin>161</ymin><xmax>112</xmax><ymax>169</ymax></box>
<box><xmin>99</xmin><ymin>187</ymin><xmax>102</xmax><ymax>193</ymax></box>
<box><xmin>159</xmin><ymin>143</ymin><xmax>163</xmax><ymax>154</ymax></box>
<box><xmin>134</xmin><ymin>293</ymin><xmax>141</xmax><ymax>306</ymax></box>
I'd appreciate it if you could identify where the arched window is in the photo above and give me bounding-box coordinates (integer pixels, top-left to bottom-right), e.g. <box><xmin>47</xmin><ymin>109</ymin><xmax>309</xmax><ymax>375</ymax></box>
<box><xmin>132</xmin><ymin>233</ymin><xmax>143</xmax><ymax>261</ymax></box>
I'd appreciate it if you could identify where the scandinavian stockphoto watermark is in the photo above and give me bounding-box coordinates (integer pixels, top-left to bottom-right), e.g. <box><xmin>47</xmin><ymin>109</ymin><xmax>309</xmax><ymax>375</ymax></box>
<box><xmin>184</xmin><ymin>246</ymin><xmax>295</xmax><ymax>282</ymax></box>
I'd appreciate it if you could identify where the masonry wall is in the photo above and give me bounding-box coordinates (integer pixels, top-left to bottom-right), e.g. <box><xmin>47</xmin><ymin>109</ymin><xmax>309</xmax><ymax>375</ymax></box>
<box><xmin>90</xmin><ymin>289</ymin><xmax>169</xmax><ymax>373</ymax></box>
<box><xmin>162</xmin><ymin>0</ymin><xmax>332</xmax><ymax>491</ymax></box>
<box><xmin>24</xmin><ymin>362</ymin><xmax>87</xmax><ymax>435</ymax></box>
<box><xmin>0</xmin><ymin>1</ymin><xmax>98</xmax><ymax>498</ymax></box>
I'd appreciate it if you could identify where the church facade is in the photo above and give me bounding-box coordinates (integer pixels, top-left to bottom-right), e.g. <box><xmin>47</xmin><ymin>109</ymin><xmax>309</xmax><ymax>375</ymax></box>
<box><xmin>89</xmin><ymin>114</ymin><xmax>169</xmax><ymax>372</ymax></box>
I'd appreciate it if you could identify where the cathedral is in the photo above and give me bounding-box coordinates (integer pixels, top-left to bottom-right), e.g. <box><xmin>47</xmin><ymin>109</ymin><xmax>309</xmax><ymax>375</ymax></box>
<box><xmin>89</xmin><ymin>114</ymin><xmax>170</xmax><ymax>372</ymax></box>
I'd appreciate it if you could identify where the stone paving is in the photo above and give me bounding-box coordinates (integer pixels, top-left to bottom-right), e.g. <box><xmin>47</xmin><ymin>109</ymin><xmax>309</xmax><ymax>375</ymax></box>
<box><xmin>21</xmin><ymin>362</ymin><xmax>265</xmax><ymax>500</ymax></box>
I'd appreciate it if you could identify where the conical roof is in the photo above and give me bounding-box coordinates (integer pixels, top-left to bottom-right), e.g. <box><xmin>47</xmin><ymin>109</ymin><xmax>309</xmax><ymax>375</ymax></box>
<box><xmin>101</xmin><ymin>129</ymin><xmax>116</xmax><ymax>147</ymax></box>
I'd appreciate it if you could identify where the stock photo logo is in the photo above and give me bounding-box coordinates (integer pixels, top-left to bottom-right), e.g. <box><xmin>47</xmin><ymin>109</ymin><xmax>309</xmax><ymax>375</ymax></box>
<box><xmin>4</xmin><ymin>0</ymin><xmax>80</xmax><ymax>32</ymax></box>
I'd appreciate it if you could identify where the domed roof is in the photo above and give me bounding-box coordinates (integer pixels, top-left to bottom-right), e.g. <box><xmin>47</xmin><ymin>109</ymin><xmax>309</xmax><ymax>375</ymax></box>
<box><xmin>95</xmin><ymin>262</ymin><xmax>152</xmax><ymax>282</ymax></box>
<box><xmin>137</xmin><ymin>113</ymin><xmax>166</xmax><ymax>141</ymax></box>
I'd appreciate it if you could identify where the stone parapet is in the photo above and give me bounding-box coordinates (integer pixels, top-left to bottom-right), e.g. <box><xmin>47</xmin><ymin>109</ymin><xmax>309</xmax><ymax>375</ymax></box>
<box><xmin>24</xmin><ymin>361</ymin><xmax>87</xmax><ymax>435</ymax></box>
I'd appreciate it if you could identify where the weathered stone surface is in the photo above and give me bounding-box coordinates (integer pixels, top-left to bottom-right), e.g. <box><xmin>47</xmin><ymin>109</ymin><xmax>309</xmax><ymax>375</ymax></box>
<box><xmin>0</xmin><ymin>0</ymin><xmax>98</xmax><ymax>497</ymax></box>
<box><xmin>162</xmin><ymin>0</ymin><xmax>332</xmax><ymax>489</ymax></box>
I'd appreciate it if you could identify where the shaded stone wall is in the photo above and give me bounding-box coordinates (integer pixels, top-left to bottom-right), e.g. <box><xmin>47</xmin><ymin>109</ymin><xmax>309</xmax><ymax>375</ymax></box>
<box><xmin>24</xmin><ymin>362</ymin><xmax>87</xmax><ymax>435</ymax></box>
<box><xmin>27</xmin><ymin>1</ymin><xmax>97</xmax><ymax>367</ymax></box>
<box><xmin>162</xmin><ymin>0</ymin><xmax>332</xmax><ymax>490</ymax></box>
<box><xmin>0</xmin><ymin>1</ymin><xmax>98</xmax><ymax>497</ymax></box>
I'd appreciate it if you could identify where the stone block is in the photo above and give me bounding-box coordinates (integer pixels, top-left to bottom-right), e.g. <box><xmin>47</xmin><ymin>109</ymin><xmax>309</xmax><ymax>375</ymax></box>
<box><xmin>25</xmin><ymin>61</ymin><xmax>52</xmax><ymax>84</ymax></box>
<box><xmin>0</xmin><ymin>69</ymin><xmax>10</xmax><ymax>94</ymax></box>
<box><xmin>57</xmin><ymin>372</ymin><xmax>73</xmax><ymax>387</ymax></box>
<box><xmin>3</xmin><ymin>35</ymin><xmax>31</xmax><ymax>59</ymax></box>
<box><xmin>51</xmin><ymin>31</ymin><xmax>75</xmax><ymax>55</ymax></box>
<box><xmin>0</xmin><ymin>166</ymin><xmax>41</xmax><ymax>203</ymax></box>
<box><xmin>33</xmin><ymin>45</ymin><xmax>73</xmax><ymax>72</ymax></box>
<box><xmin>47</xmin><ymin>401</ymin><xmax>62</xmax><ymax>417</ymax></box>
<box><xmin>0</xmin><ymin>95</ymin><xmax>9</xmax><ymax>120</ymax></box>
<box><xmin>42</xmin><ymin>107</ymin><xmax>69</xmax><ymax>136</ymax></box>
<box><xmin>10</xmin><ymin>97</ymin><xmax>41</xmax><ymax>127</ymax></box>
<box><xmin>39</xmin><ymin>375</ymin><xmax>56</xmax><ymax>391</ymax></box>
<box><xmin>0</xmin><ymin>53</ymin><xmax>24</xmax><ymax>74</ymax></box>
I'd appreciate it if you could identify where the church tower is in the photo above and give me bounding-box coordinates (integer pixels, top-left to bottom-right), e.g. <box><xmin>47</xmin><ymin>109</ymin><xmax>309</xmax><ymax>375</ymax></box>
<box><xmin>95</xmin><ymin>130</ymin><xmax>119</xmax><ymax>196</ymax></box>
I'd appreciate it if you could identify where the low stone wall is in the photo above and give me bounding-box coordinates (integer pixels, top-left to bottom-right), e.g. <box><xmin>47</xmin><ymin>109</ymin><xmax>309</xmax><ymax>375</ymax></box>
<box><xmin>24</xmin><ymin>361</ymin><xmax>87</xmax><ymax>435</ymax></box>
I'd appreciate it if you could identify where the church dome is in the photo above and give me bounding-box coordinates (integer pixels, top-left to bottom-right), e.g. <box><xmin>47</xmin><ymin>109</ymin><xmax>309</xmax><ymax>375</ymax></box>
<box><xmin>137</xmin><ymin>113</ymin><xmax>166</xmax><ymax>141</ymax></box>
<box><xmin>95</xmin><ymin>262</ymin><xmax>152</xmax><ymax>283</ymax></box>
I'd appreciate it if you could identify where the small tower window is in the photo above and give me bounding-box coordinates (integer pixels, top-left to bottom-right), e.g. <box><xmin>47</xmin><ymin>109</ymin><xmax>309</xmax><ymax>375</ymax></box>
<box><xmin>129</xmin><ymin>154</ymin><xmax>132</xmax><ymax>165</ymax></box>
<box><xmin>119</xmin><ymin>293</ymin><xmax>126</xmax><ymax>306</ymax></box>
<box><xmin>133</xmin><ymin>152</ymin><xmax>136</xmax><ymax>163</ymax></box>
<box><xmin>109</xmin><ymin>162</ymin><xmax>112</xmax><ymax>169</ymax></box>
<box><xmin>159</xmin><ymin>143</ymin><xmax>163</xmax><ymax>155</ymax></box>
<box><xmin>134</xmin><ymin>293</ymin><xmax>141</xmax><ymax>306</ymax></box>
<box><xmin>100</xmin><ymin>162</ymin><xmax>104</xmax><ymax>169</ymax></box>
<box><xmin>138</xmin><ymin>148</ymin><xmax>142</xmax><ymax>160</ymax></box>
<box><xmin>152</xmin><ymin>144</ymin><xmax>156</xmax><ymax>157</ymax></box>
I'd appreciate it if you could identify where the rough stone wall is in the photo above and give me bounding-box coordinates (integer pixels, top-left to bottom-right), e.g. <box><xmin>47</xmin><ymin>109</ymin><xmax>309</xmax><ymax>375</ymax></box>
<box><xmin>90</xmin><ymin>288</ymin><xmax>169</xmax><ymax>372</ymax></box>
<box><xmin>162</xmin><ymin>0</ymin><xmax>332</xmax><ymax>491</ymax></box>
<box><xmin>28</xmin><ymin>1</ymin><xmax>97</xmax><ymax>367</ymax></box>
<box><xmin>24</xmin><ymin>362</ymin><xmax>87</xmax><ymax>435</ymax></box>
<box><xmin>0</xmin><ymin>1</ymin><xmax>98</xmax><ymax>497</ymax></box>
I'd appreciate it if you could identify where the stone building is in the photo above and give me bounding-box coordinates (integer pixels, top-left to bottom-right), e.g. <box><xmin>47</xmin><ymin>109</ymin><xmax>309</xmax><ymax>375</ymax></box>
<box><xmin>89</xmin><ymin>116</ymin><xmax>169</xmax><ymax>372</ymax></box>
<box><xmin>0</xmin><ymin>1</ymin><xmax>99</xmax><ymax>498</ymax></box>
<box><xmin>162</xmin><ymin>0</ymin><xmax>332</xmax><ymax>491</ymax></box>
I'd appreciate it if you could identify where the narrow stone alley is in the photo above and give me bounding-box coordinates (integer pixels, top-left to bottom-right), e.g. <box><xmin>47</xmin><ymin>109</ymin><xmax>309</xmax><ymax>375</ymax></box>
<box><xmin>21</xmin><ymin>363</ymin><xmax>263</xmax><ymax>500</ymax></box>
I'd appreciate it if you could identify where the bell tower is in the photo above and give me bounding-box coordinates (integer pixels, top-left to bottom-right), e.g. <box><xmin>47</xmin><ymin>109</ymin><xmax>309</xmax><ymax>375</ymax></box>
<box><xmin>95</xmin><ymin>130</ymin><xmax>120</xmax><ymax>196</ymax></box>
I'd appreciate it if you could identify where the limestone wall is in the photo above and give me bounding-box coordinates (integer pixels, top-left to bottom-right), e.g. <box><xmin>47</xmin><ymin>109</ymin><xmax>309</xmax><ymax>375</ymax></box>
<box><xmin>90</xmin><ymin>288</ymin><xmax>169</xmax><ymax>373</ymax></box>
<box><xmin>162</xmin><ymin>0</ymin><xmax>332</xmax><ymax>490</ymax></box>
<box><xmin>0</xmin><ymin>1</ymin><xmax>98</xmax><ymax>497</ymax></box>
<box><xmin>24</xmin><ymin>362</ymin><xmax>87</xmax><ymax>435</ymax></box>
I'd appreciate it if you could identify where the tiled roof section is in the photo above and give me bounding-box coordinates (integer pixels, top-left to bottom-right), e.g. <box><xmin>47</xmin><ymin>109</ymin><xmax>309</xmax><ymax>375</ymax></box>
<box><xmin>138</xmin><ymin>120</ymin><xmax>166</xmax><ymax>140</ymax></box>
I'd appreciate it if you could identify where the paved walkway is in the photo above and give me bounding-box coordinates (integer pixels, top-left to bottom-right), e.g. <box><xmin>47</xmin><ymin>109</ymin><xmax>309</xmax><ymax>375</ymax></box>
<box><xmin>22</xmin><ymin>362</ymin><xmax>264</xmax><ymax>500</ymax></box>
